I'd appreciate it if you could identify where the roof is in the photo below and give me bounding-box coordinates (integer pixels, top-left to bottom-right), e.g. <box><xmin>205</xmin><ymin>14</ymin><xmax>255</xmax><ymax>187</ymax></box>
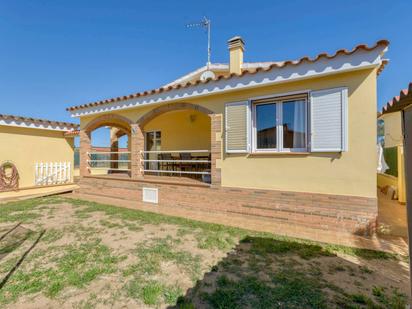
<box><xmin>162</xmin><ymin>62</ymin><xmax>280</xmax><ymax>87</ymax></box>
<box><xmin>67</xmin><ymin>40</ymin><xmax>389</xmax><ymax>116</ymax></box>
<box><xmin>0</xmin><ymin>114</ymin><xmax>79</xmax><ymax>132</ymax></box>
<box><xmin>64</xmin><ymin>130</ymin><xmax>80</xmax><ymax>137</ymax></box>
<box><xmin>381</xmin><ymin>82</ymin><xmax>412</xmax><ymax>115</ymax></box>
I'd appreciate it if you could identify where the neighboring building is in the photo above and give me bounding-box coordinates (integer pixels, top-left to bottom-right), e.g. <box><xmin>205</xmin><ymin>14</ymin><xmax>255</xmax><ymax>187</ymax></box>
<box><xmin>67</xmin><ymin>37</ymin><xmax>389</xmax><ymax>236</ymax></box>
<box><xmin>0</xmin><ymin>114</ymin><xmax>78</xmax><ymax>191</ymax></box>
<box><xmin>378</xmin><ymin>83</ymin><xmax>412</xmax><ymax>203</ymax></box>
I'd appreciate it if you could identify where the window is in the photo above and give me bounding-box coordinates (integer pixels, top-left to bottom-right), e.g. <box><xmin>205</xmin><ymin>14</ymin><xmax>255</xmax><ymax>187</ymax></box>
<box><xmin>145</xmin><ymin>131</ymin><xmax>161</xmax><ymax>170</ymax></box>
<box><xmin>253</xmin><ymin>96</ymin><xmax>307</xmax><ymax>152</ymax></box>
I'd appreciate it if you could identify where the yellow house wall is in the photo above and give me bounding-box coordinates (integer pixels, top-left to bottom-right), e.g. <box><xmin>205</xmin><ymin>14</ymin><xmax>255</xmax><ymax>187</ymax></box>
<box><xmin>377</xmin><ymin>113</ymin><xmax>406</xmax><ymax>203</ymax></box>
<box><xmin>143</xmin><ymin>110</ymin><xmax>211</xmax><ymax>150</ymax></box>
<box><xmin>397</xmin><ymin>145</ymin><xmax>406</xmax><ymax>203</ymax></box>
<box><xmin>80</xmin><ymin>68</ymin><xmax>378</xmax><ymax>198</ymax></box>
<box><xmin>0</xmin><ymin>126</ymin><xmax>75</xmax><ymax>188</ymax></box>
<box><xmin>381</xmin><ymin>111</ymin><xmax>403</xmax><ymax>148</ymax></box>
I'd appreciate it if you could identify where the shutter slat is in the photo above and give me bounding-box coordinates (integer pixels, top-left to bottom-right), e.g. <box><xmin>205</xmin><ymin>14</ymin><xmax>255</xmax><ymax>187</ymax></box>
<box><xmin>225</xmin><ymin>101</ymin><xmax>250</xmax><ymax>153</ymax></box>
<box><xmin>310</xmin><ymin>88</ymin><xmax>348</xmax><ymax>152</ymax></box>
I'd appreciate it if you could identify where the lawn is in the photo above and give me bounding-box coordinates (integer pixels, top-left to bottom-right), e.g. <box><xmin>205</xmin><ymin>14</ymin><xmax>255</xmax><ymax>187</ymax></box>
<box><xmin>0</xmin><ymin>196</ymin><xmax>409</xmax><ymax>308</ymax></box>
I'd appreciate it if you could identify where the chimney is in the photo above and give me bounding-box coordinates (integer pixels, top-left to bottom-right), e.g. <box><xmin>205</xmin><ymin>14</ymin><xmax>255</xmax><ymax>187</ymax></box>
<box><xmin>228</xmin><ymin>36</ymin><xmax>245</xmax><ymax>75</ymax></box>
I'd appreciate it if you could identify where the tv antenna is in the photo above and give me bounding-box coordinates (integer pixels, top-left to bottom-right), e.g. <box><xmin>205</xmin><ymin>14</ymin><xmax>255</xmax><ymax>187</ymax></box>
<box><xmin>186</xmin><ymin>16</ymin><xmax>212</xmax><ymax>70</ymax></box>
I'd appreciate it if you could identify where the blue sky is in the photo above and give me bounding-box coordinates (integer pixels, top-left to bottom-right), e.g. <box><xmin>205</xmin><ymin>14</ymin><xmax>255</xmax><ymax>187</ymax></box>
<box><xmin>1</xmin><ymin>0</ymin><xmax>411</xmax><ymax>145</ymax></box>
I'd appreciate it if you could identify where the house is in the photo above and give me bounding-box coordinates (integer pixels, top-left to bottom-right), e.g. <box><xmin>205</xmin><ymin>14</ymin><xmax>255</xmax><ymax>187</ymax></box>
<box><xmin>0</xmin><ymin>114</ymin><xmax>78</xmax><ymax>191</ymax></box>
<box><xmin>378</xmin><ymin>82</ymin><xmax>412</xmax><ymax>203</ymax></box>
<box><xmin>67</xmin><ymin>37</ymin><xmax>389</xmax><ymax>236</ymax></box>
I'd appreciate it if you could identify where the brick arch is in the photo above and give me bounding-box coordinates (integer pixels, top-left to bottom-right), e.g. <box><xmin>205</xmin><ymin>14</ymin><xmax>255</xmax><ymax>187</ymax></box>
<box><xmin>84</xmin><ymin>114</ymin><xmax>133</xmax><ymax>133</ymax></box>
<box><xmin>136</xmin><ymin>103</ymin><xmax>214</xmax><ymax>127</ymax></box>
<box><xmin>112</xmin><ymin>127</ymin><xmax>129</xmax><ymax>138</ymax></box>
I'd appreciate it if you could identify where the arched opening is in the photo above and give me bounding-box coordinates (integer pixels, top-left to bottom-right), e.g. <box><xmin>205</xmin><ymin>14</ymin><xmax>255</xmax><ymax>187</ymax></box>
<box><xmin>80</xmin><ymin>114</ymin><xmax>132</xmax><ymax>177</ymax></box>
<box><xmin>138</xmin><ymin>104</ymin><xmax>212</xmax><ymax>183</ymax></box>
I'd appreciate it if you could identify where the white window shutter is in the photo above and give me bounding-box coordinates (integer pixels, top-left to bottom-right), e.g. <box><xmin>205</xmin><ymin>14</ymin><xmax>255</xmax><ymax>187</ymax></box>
<box><xmin>310</xmin><ymin>87</ymin><xmax>348</xmax><ymax>152</ymax></box>
<box><xmin>225</xmin><ymin>101</ymin><xmax>250</xmax><ymax>153</ymax></box>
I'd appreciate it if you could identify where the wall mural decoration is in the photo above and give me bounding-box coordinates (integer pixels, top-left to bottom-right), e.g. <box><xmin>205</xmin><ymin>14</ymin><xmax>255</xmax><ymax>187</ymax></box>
<box><xmin>0</xmin><ymin>161</ymin><xmax>19</xmax><ymax>191</ymax></box>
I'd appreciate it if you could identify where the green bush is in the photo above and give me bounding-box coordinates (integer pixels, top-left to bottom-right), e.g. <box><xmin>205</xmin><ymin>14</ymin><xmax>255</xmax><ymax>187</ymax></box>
<box><xmin>383</xmin><ymin>146</ymin><xmax>398</xmax><ymax>177</ymax></box>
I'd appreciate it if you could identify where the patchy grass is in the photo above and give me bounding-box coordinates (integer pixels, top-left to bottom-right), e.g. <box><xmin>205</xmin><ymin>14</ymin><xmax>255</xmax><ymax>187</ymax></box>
<box><xmin>125</xmin><ymin>278</ymin><xmax>183</xmax><ymax>306</ymax></box>
<box><xmin>132</xmin><ymin>236</ymin><xmax>201</xmax><ymax>281</ymax></box>
<box><xmin>41</xmin><ymin>228</ymin><xmax>64</xmax><ymax>244</ymax></box>
<box><xmin>0</xmin><ymin>196</ymin><xmax>408</xmax><ymax>308</ymax></box>
<box><xmin>204</xmin><ymin>271</ymin><xmax>327</xmax><ymax>309</ymax></box>
<box><xmin>0</xmin><ymin>240</ymin><xmax>122</xmax><ymax>303</ymax></box>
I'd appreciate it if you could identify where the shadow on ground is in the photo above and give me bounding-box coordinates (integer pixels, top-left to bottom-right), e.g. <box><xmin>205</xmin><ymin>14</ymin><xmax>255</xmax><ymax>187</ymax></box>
<box><xmin>170</xmin><ymin>236</ymin><xmax>409</xmax><ymax>309</ymax></box>
<box><xmin>0</xmin><ymin>224</ymin><xmax>33</xmax><ymax>262</ymax></box>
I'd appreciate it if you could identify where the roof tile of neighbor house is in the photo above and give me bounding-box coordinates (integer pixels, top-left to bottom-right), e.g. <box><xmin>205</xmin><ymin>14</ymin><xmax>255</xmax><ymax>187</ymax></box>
<box><xmin>64</xmin><ymin>130</ymin><xmax>80</xmax><ymax>137</ymax></box>
<box><xmin>0</xmin><ymin>114</ymin><xmax>79</xmax><ymax>131</ymax></box>
<box><xmin>67</xmin><ymin>40</ymin><xmax>389</xmax><ymax>112</ymax></box>
<box><xmin>381</xmin><ymin>82</ymin><xmax>412</xmax><ymax>115</ymax></box>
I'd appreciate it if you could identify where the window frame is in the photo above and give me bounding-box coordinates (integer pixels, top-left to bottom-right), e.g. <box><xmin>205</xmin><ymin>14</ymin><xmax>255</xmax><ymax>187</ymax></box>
<box><xmin>251</xmin><ymin>95</ymin><xmax>308</xmax><ymax>153</ymax></box>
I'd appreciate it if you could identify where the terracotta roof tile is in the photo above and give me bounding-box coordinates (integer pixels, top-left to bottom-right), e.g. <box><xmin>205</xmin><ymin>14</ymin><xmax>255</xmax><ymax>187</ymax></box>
<box><xmin>381</xmin><ymin>82</ymin><xmax>412</xmax><ymax>115</ymax></box>
<box><xmin>64</xmin><ymin>130</ymin><xmax>80</xmax><ymax>136</ymax></box>
<box><xmin>67</xmin><ymin>40</ymin><xmax>389</xmax><ymax>112</ymax></box>
<box><xmin>0</xmin><ymin>114</ymin><xmax>79</xmax><ymax>130</ymax></box>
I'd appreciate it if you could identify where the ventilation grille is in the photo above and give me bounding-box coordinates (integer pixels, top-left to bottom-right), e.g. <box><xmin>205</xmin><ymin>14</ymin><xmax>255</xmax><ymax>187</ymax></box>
<box><xmin>142</xmin><ymin>187</ymin><xmax>158</xmax><ymax>204</ymax></box>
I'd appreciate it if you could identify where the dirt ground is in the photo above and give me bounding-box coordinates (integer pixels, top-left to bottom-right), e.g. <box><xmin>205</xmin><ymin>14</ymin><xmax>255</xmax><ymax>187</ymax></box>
<box><xmin>0</xmin><ymin>196</ymin><xmax>409</xmax><ymax>308</ymax></box>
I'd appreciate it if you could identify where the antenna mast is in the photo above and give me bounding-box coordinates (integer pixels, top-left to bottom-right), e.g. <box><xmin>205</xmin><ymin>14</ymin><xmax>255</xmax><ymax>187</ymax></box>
<box><xmin>186</xmin><ymin>16</ymin><xmax>211</xmax><ymax>69</ymax></box>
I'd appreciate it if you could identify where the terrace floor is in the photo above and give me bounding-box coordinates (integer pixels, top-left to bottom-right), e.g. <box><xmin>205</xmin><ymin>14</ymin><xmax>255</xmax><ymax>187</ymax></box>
<box><xmin>377</xmin><ymin>190</ymin><xmax>408</xmax><ymax>238</ymax></box>
<box><xmin>0</xmin><ymin>196</ymin><xmax>409</xmax><ymax>308</ymax></box>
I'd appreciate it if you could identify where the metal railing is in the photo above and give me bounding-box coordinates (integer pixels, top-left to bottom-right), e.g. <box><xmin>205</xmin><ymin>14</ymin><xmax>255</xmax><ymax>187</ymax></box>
<box><xmin>85</xmin><ymin>150</ymin><xmax>212</xmax><ymax>182</ymax></box>
<box><xmin>140</xmin><ymin>150</ymin><xmax>211</xmax><ymax>181</ymax></box>
<box><xmin>87</xmin><ymin>151</ymin><xmax>131</xmax><ymax>172</ymax></box>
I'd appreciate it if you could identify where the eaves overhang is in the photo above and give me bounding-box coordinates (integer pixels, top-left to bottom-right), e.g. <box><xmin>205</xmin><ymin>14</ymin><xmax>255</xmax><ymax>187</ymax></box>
<box><xmin>67</xmin><ymin>40</ymin><xmax>389</xmax><ymax>118</ymax></box>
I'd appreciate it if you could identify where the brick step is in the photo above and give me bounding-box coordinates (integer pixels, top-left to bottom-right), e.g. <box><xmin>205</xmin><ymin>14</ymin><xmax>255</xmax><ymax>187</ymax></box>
<box><xmin>77</xmin><ymin>180</ymin><xmax>374</xmax><ymax>219</ymax></box>
<box><xmin>164</xmin><ymin>201</ymin><xmax>372</xmax><ymax>234</ymax></box>
<box><xmin>76</xmin><ymin>177</ymin><xmax>377</xmax><ymax>235</ymax></box>
<box><xmin>74</xmin><ymin>189</ymin><xmax>364</xmax><ymax>234</ymax></box>
<box><xmin>76</xmin><ymin>186</ymin><xmax>373</xmax><ymax>234</ymax></box>
<box><xmin>77</xmin><ymin>182</ymin><xmax>374</xmax><ymax>220</ymax></box>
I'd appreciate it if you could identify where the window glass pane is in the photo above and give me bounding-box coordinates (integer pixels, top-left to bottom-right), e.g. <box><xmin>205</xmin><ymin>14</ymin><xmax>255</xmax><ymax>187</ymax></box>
<box><xmin>154</xmin><ymin>139</ymin><xmax>161</xmax><ymax>150</ymax></box>
<box><xmin>282</xmin><ymin>100</ymin><xmax>306</xmax><ymax>149</ymax></box>
<box><xmin>146</xmin><ymin>133</ymin><xmax>154</xmax><ymax>151</ymax></box>
<box><xmin>256</xmin><ymin>103</ymin><xmax>277</xmax><ymax>149</ymax></box>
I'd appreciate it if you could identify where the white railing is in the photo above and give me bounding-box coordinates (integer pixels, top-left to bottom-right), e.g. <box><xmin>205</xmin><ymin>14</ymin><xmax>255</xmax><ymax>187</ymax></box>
<box><xmin>140</xmin><ymin>150</ymin><xmax>211</xmax><ymax>179</ymax></box>
<box><xmin>35</xmin><ymin>162</ymin><xmax>71</xmax><ymax>186</ymax></box>
<box><xmin>87</xmin><ymin>151</ymin><xmax>131</xmax><ymax>172</ymax></box>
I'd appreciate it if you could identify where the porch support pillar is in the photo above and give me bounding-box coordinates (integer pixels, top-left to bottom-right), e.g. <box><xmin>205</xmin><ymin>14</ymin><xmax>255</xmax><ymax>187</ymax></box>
<box><xmin>79</xmin><ymin>129</ymin><xmax>91</xmax><ymax>177</ymax></box>
<box><xmin>210</xmin><ymin>114</ymin><xmax>222</xmax><ymax>186</ymax></box>
<box><xmin>110</xmin><ymin>128</ymin><xmax>119</xmax><ymax>171</ymax></box>
<box><xmin>130</xmin><ymin>124</ymin><xmax>144</xmax><ymax>179</ymax></box>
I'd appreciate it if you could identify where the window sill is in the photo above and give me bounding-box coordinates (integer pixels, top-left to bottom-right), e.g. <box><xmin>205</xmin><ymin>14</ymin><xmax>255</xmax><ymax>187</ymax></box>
<box><xmin>247</xmin><ymin>152</ymin><xmax>310</xmax><ymax>157</ymax></box>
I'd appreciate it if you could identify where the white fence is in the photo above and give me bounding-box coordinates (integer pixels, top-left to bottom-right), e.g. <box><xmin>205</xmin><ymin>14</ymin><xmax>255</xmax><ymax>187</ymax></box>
<box><xmin>35</xmin><ymin>162</ymin><xmax>71</xmax><ymax>186</ymax></box>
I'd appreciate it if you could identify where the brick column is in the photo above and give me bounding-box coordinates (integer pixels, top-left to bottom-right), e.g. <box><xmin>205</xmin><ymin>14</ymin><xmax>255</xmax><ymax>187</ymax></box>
<box><xmin>210</xmin><ymin>114</ymin><xmax>222</xmax><ymax>186</ymax></box>
<box><xmin>110</xmin><ymin>128</ymin><xmax>119</xmax><ymax>171</ymax></box>
<box><xmin>79</xmin><ymin>129</ymin><xmax>92</xmax><ymax>177</ymax></box>
<box><xmin>130</xmin><ymin>124</ymin><xmax>144</xmax><ymax>179</ymax></box>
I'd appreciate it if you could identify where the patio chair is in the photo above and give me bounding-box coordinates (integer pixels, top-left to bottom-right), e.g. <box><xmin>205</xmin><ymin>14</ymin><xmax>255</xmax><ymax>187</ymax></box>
<box><xmin>179</xmin><ymin>152</ymin><xmax>194</xmax><ymax>177</ymax></box>
<box><xmin>159</xmin><ymin>153</ymin><xmax>174</xmax><ymax>176</ymax></box>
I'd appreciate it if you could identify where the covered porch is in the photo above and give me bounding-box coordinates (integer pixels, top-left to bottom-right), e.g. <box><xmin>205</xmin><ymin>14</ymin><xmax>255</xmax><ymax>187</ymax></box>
<box><xmin>79</xmin><ymin>103</ymin><xmax>222</xmax><ymax>186</ymax></box>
